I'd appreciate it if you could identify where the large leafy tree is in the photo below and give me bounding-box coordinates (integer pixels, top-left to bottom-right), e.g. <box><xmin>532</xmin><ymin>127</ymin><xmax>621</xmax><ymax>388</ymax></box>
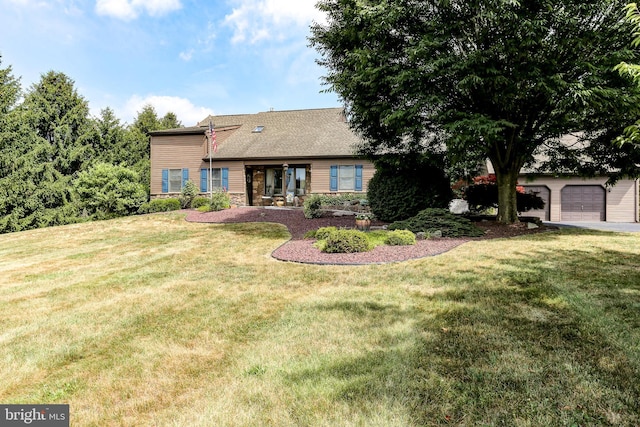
<box><xmin>615</xmin><ymin>2</ymin><xmax>640</xmax><ymax>149</ymax></box>
<box><xmin>311</xmin><ymin>0</ymin><xmax>640</xmax><ymax>223</ymax></box>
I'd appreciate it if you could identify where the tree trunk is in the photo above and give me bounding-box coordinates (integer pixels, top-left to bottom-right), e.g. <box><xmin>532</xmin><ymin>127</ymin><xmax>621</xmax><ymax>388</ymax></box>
<box><xmin>495</xmin><ymin>169</ymin><xmax>519</xmax><ymax>224</ymax></box>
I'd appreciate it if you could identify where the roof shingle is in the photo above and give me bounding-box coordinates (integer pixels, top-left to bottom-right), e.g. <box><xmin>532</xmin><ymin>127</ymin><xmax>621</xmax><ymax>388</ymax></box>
<box><xmin>195</xmin><ymin>108</ymin><xmax>363</xmax><ymax>159</ymax></box>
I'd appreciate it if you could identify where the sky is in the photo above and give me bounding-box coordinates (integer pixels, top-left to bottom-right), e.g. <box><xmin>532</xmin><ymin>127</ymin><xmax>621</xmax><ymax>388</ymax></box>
<box><xmin>0</xmin><ymin>0</ymin><xmax>340</xmax><ymax>126</ymax></box>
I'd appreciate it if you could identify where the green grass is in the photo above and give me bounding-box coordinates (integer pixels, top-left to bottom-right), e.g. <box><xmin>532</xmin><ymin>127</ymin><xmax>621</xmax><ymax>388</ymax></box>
<box><xmin>1</xmin><ymin>213</ymin><xmax>640</xmax><ymax>426</ymax></box>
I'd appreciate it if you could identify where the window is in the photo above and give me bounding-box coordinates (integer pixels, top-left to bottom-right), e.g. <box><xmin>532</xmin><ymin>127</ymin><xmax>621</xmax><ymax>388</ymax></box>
<box><xmin>252</xmin><ymin>126</ymin><xmax>264</xmax><ymax>133</ymax></box>
<box><xmin>330</xmin><ymin>164</ymin><xmax>363</xmax><ymax>192</ymax></box>
<box><xmin>162</xmin><ymin>168</ymin><xmax>189</xmax><ymax>193</ymax></box>
<box><xmin>265</xmin><ymin>168</ymin><xmax>283</xmax><ymax>195</ymax></box>
<box><xmin>265</xmin><ymin>166</ymin><xmax>306</xmax><ymax>196</ymax></box>
<box><xmin>287</xmin><ymin>167</ymin><xmax>306</xmax><ymax>196</ymax></box>
<box><xmin>200</xmin><ymin>168</ymin><xmax>229</xmax><ymax>192</ymax></box>
<box><xmin>338</xmin><ymin>165</ymin><xmax>355</xmax><ymax>191</ymax></box>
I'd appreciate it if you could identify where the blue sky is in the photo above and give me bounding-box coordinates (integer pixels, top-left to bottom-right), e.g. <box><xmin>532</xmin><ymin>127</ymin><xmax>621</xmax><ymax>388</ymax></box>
<box><xmin>0</xmin><ymin>0</ymin><xmax>340</xmax><ymax>126</ymax></box>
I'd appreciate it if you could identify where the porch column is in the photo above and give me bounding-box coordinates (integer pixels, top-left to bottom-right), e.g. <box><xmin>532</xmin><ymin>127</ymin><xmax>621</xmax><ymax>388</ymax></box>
<box><xmin>282</xmin><ymin>163</ymin><xmax>288</xmax><ymax>205</ymax></box>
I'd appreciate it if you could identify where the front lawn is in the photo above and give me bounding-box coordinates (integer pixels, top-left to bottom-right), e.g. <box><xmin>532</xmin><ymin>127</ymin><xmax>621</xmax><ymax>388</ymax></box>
<box><xmin>1</xmin><ymin>213</ymin><xmax>639</xmax><ymax>425</ymax></box>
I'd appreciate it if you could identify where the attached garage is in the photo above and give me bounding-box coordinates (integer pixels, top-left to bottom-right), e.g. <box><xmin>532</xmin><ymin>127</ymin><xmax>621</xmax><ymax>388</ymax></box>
<box><xmin>517</xmin><ymin>177</ymin><xmax>637</xmax><ymax>222</ymax></box>
<box><xmin>522</xmin><ymin>185</ymin><xmax>550</xmax><ymax>221</ymax></box>
<box><xmin>560</xmin><ymin>185</ymin><xmax>606</xmax><ymax>221</ymax></box>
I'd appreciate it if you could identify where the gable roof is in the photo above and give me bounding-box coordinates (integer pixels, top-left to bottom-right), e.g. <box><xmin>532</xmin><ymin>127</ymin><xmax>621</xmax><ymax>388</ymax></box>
<box><xmin>193</xmin><ymin>108</ymin><xmax>363</xmax><ymax>160</ymax></box>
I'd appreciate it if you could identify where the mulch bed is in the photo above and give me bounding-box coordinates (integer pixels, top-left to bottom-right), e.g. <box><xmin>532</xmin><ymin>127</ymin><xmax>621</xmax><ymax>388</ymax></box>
<box><xmin>185</xmin><ymin>207</ymin><xmax>555</xmax><ymax>265</ymax></box>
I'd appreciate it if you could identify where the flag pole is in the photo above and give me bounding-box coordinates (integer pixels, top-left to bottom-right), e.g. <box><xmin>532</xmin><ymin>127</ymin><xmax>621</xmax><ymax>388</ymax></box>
<box><xmin>208</xmin><ymin>121</ymin><xmax>213</xmax><ymax>199</ymax></box>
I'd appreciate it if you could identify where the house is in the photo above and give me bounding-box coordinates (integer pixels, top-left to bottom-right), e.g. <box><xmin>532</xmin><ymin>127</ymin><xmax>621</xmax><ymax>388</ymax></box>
<box><xmin>150</xmin><ymin>107</ymin><xmax>638</xmax><ymax>222</ymax></box>
<box><xmin>149</xmin><ymin>108</ymin><xmax>375</xmax><ymax>206</ymax></box>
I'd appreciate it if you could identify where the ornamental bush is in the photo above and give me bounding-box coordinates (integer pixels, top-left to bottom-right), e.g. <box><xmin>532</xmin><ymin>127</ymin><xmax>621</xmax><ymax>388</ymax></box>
<box><xmin>74</xmin><ymin>163</ymin><xmax>147</xmax><ymax>219</ymax></box>
<box><xmin>191</xmin><ymin>197</ymin><xmax>210</xmax><ymax>209</ymax></box>
<box><xmin>210</xmin><ymin>191</ymin><xmax>231</xmax><ymax>211</ymax></box>
<box><xmin>303</xmin><ymin>194</ymin><xmax>324</xmax><ymax>218</ymax></box>
<box><xmin>138</xmin><ymin>198</ymin><xmax>181</xmax><ymax>214</ymax></box>
<box><xmin>179</xmin><ymin>180</ymin><xmax>200</xmax><ymax>208</ymax></box>
<box><xmin>464</xmin><ymin>174</ymin><xmax>545</xmax><ymax>213</ymax></box>
<box><xmin>367</xmin><ymin>156</ymin><xmax>453</xmax><ymax>222</ymax></box>
<box><xmin>314</xmin><ymin>226</ymin><xmax>338</xmax><ymax>240</ymax></box>
<box><xmin>384</xmin><ymin>229</ymin><xmax>416</xmax><ymax>246</ymax></box>
<box><xmin>322</xmin><ymin>229</ymin><xmax>371</xmax><ymax>253</ymax></box>
<box><xmin>388</xmin><ymin>208</ymin><xmax>484</xmax><ymax>237</ymax></box>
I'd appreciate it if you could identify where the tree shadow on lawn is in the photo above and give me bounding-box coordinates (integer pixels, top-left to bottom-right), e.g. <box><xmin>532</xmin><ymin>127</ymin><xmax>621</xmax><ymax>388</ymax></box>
<box><xmin>283</xmin><ymin>244</ymin><xmax>640</xmax><ymax>425</ymax></box>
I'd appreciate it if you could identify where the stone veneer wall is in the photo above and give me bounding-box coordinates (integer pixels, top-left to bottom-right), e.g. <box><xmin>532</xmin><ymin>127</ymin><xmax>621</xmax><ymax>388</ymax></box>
<box><xmin>228</xmin><ymin>193</ymin><xmax>245</xmax><ymax>206</ymax></box>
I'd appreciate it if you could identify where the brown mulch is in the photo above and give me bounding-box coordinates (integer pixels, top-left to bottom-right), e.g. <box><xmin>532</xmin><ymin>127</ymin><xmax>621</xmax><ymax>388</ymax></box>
<box><xmin>185</xmin><ymin>207</ymin><xmax>555</xmax><ymax>265</ymax></box>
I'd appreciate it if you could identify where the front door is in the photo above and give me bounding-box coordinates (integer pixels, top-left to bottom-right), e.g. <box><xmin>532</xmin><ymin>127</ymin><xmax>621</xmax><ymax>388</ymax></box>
<box><xmin>245</xmin><ymin>169</ymin><xmax>253</xmax><ymax>206</ymax></box>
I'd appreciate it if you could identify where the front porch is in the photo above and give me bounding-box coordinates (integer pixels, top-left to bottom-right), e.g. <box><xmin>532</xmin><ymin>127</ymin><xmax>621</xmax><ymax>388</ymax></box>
<box><xmin>246</xmin><ymin>164</ymin><xmax>311</xmax><ymax>207</ymax></box>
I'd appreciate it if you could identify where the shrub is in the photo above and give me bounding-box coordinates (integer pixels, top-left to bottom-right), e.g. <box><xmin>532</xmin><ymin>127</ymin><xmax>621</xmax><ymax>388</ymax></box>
<box><xmin>322</xmin><ymin>229</ymin><xmax>371</xmax><ymax>253</ymax></box>
<box><xmin>210</xmin><ymin>191</ymin><xmax>231</xmax><ymax>211</ymax></box>
<box><xmin>464</xmin><ymin>174</ymin><xmax>545</xmax><ymax>213</ymax></box>
<box><xmin>74</xmin><ymin>163</ymin><xmax>147</xmax><ymax>218</ymax></box>
<box><xmin>517</xmin><ymin>192</ymin><xmax>545</xmax><ymax>212</ymax></box>
<box><xmin>367</xmin><ymin>156</ymin><xmax>453</xmax><ymax>222</ymax></box>
<box><xmin>138</xmin><ymin>198</ymin><xmax>181</xmax><ymax>214</ymax></box>
<box><xmin>303</xmin><ymin>194</ymin><xmax>324</xmax><ymax>218</ymax></box>
<box><xmin>384</xmin><ymin>229</ymin><xmax>416</xmax><ymax>246</ymax></box>
<box><xmin>388</xmin><ymin>208</ymin><xmax>484</xmax><ymax>237</ymax></box>
<box><xmin>315</xmin><ymin>226</ymin><xmax>338</xmax><ymax>240</ymax></box>
<box><xmin>191</xmin><ymin>197</ymin><xmax>210</xmax><ymax>209</ymax></box>
<box><xmin>179</xmin><ymin>180</ymin><xmax>200</xmax><ymax>208</ymax></box>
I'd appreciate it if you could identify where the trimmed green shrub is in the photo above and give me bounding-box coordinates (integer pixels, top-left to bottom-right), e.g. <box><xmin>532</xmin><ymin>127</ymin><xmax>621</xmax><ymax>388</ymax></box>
<box><xmin>74</xmin><ymin>163</ymin><xmax>147</xmax><ymax>219</ymax></box>
<box><xmin>303</xmin><ymin>194</ymin><xmax>324</xmax><ymax>218</ymax></box>
<box><xmin>210</xmin><ymin>191</ymin><xmax>231</xmax><ymax>211</ymax></box>
<box><xmin>322</xmin><ymin>229</ymin><xmax>371</xmax><ymax>253</ymax></box>
<box><xmin>179</xmin><ymin>180</ymin><xmax>200</xmax><ymax>208</ymax></box>
<box><xmin>367</xmin><ymin>156</ymin><xmax>453</xmax><ymax>222</ymax></box>
<box><xmin>388</xmin><ymin>208</ymin><xmax>484</xmax><ymax>237</ymax></box>
<box><xmin>384</xmin><ymin>229</ymin><xmax>416</xmax><ymax>246</ymax></box>
<box><xmin>314</xmin><ymin>226</ymin><xmax>338</xmax><ymax>240</ymax></box>
<box><xmin>191</xmin><ymin>197</ymin><xmax>210</xmax><ymax>209</ymax></box>
<box><xmin>138</xmin><ymin>198</ymin><xmax>181</xmax><ymax>214</ymax></box>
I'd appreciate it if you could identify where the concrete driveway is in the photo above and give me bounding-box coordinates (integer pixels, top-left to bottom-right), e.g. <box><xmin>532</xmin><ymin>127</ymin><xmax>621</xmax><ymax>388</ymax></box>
<box><xmin>544</xmin><ymin>221</ymin><xmax>640</xmax><ymax>233</ymax></box>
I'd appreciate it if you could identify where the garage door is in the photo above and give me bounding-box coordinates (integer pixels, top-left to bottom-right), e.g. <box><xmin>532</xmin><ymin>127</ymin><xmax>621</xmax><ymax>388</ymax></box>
<box><xmin>522</xmin><ymin>186</ymin><xmax>550</xmax><ymax>221</ymax></box>
<box><xmin>561</xmin><ymin>185</ymin><xmax>605</xmax><ymax>221</ymax></box>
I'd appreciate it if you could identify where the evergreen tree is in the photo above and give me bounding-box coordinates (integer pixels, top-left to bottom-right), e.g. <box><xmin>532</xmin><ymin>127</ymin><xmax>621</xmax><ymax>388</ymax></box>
<box><xmin>22</xmin><ymin>71</ymin><xmax>94</xmax><ymax>175</ymax></box>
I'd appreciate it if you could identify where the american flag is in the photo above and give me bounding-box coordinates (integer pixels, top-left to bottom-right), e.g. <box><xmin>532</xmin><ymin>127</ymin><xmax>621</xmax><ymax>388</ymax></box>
<box><xmin>209</xmin><ymin>121</ymin><xmax>218</xmax><ymax>153</ymax></box>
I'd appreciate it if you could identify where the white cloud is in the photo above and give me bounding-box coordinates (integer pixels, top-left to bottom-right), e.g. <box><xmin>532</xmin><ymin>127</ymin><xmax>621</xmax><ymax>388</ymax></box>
<box><xmin>121</xmin><ymin>95</ymin><xmax>214</xmax><ymax>127</ymax></box>
<box><xmin>179</xmin><ymin>49</ymin><xmax>194</xmax><ymax>61</ymax></box>
<box><xmin>224</xmin><ymin>0</ymin><xmax>326</xmax><ymax>44</ymax></box>
<box><xmin>95</xmin><ymin>0</ymin><xmax>182</xmax><ymax>21</ymax></box>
